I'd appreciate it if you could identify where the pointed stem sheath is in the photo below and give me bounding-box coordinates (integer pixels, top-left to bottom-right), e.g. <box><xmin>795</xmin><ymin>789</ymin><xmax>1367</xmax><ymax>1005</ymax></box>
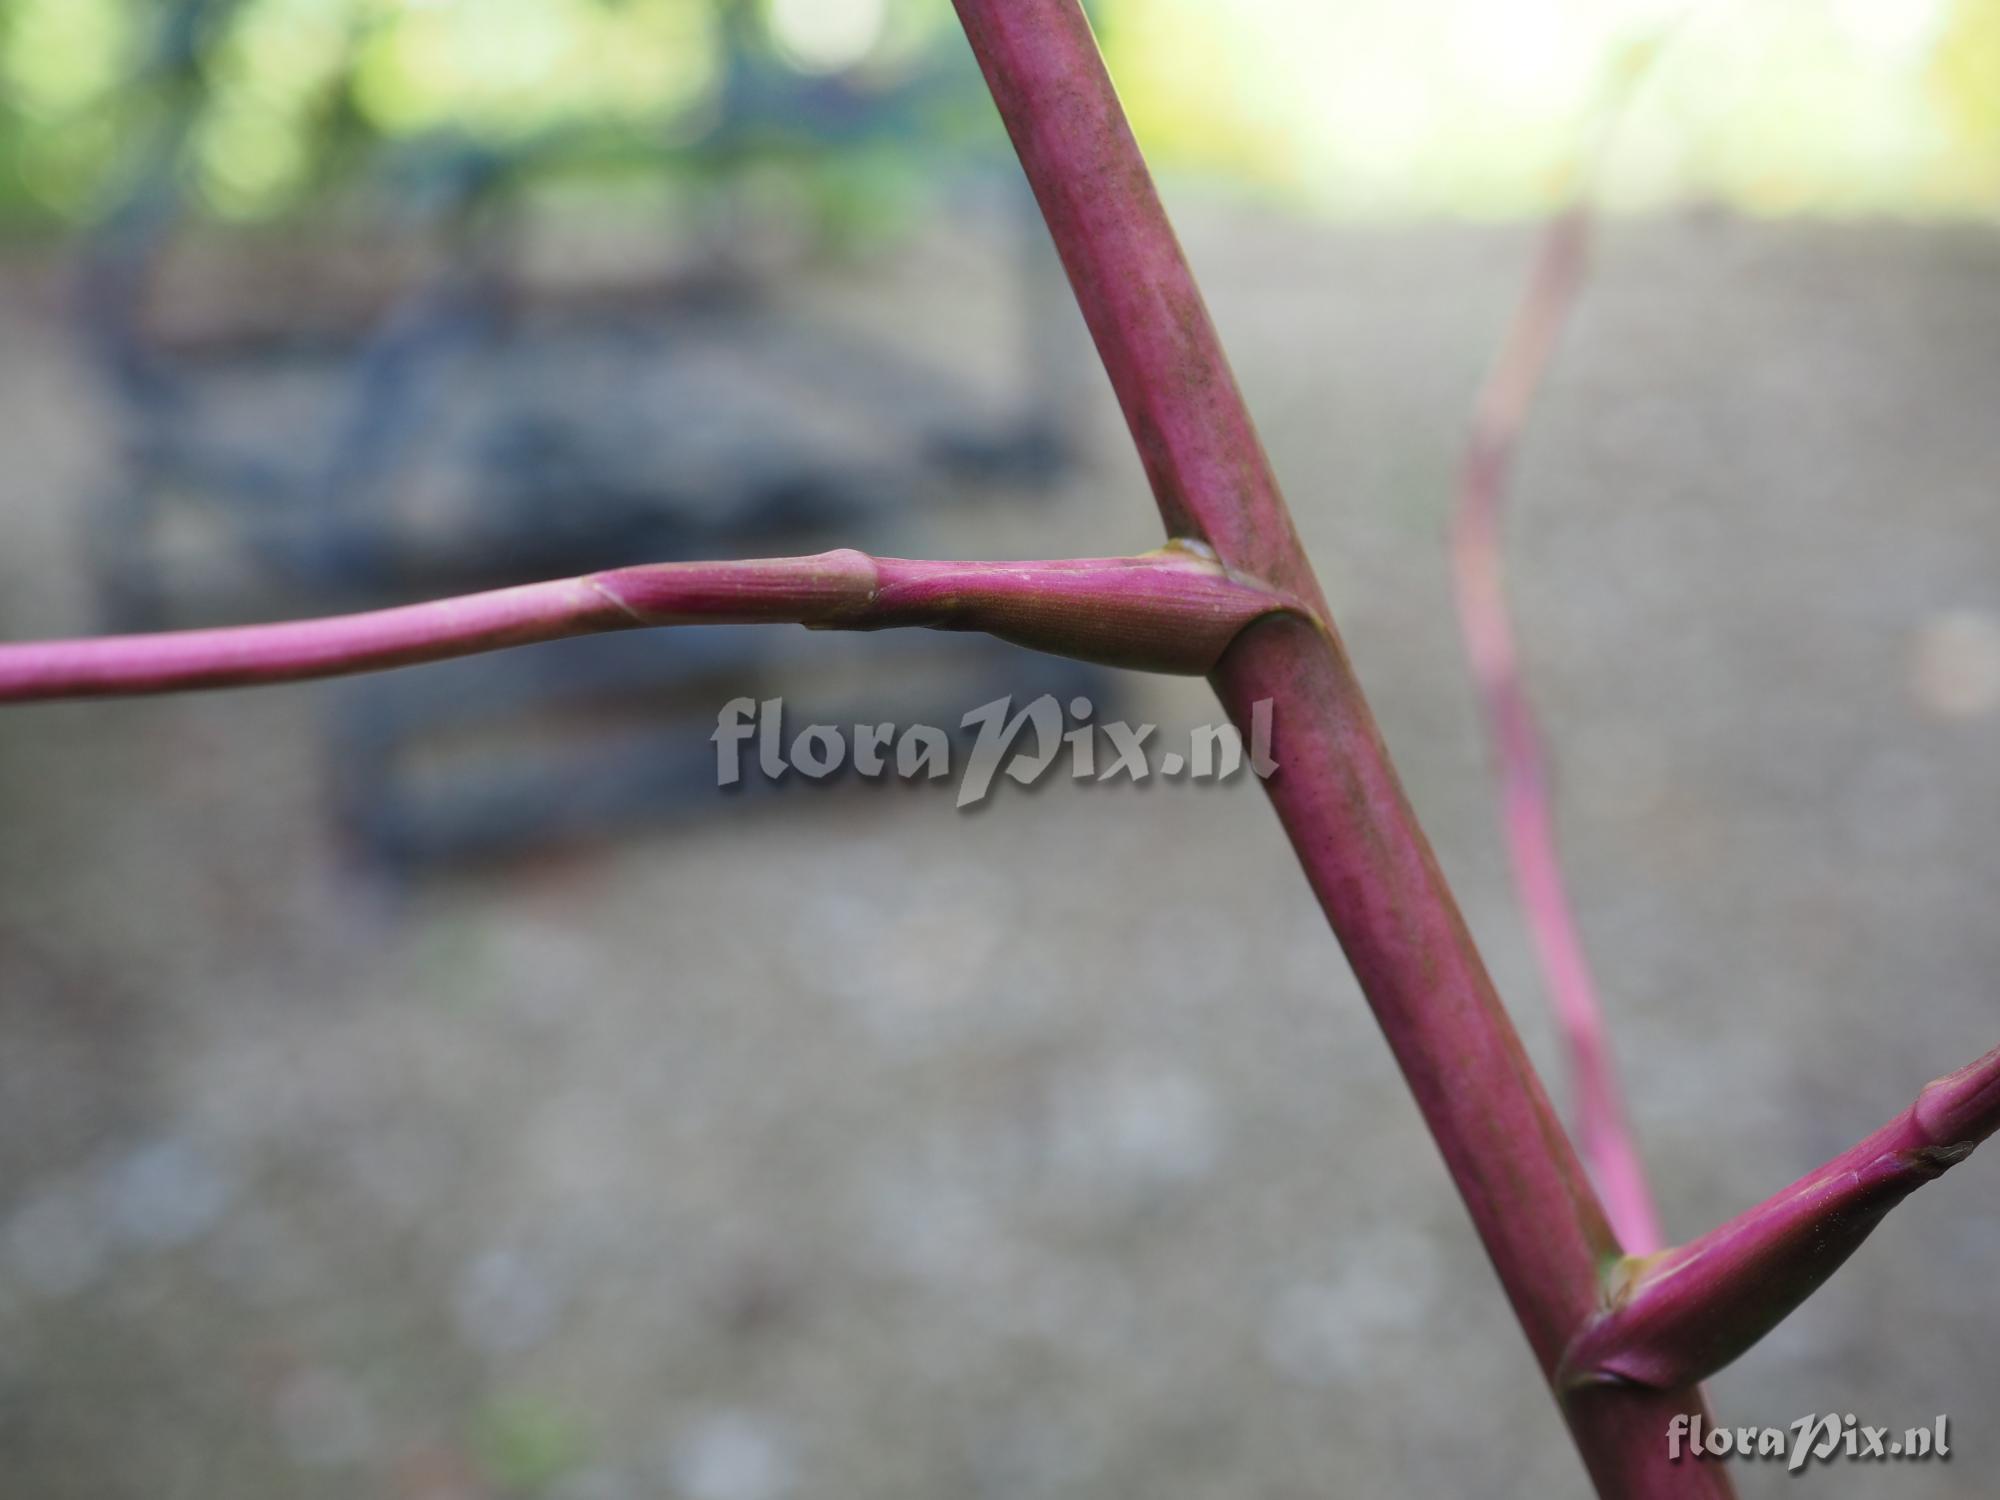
<box><xmin>1562</xmin><ymin>1044</ymin><xmax>2000</xmax><ymax>1390</ymax></box>
<box><xmin>950</xmin><ymin>5</ymin><xmax>1724</xmax><ymax>1493</ymax></box>
<box><xmin>0</xmin><ymin>548</ymin><xmax>1303</xmax><ymax>704</ymax></box>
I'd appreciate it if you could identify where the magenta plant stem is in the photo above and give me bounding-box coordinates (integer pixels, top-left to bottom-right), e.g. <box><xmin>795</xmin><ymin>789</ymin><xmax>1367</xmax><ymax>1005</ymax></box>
<box><xmin>1452</xmin><ymin>208</ymin><xmax>1664</xmax><ymax>1255</ymax></box>
<box><xmin>949</xmin><ymin>4</ymin><xmax>1724</xmax><ymax>1494</ymax></box>
<box><xmin>1564</xmin><ymin>1043</ymin><xmax>2000</xmax><ymax>1390</ymax></box>
<box><xmin>3</xmin><ymin>12</ymin><xmax>1968</xmax><ymax>1493</ymax></box>
<box><xmin>0</xmin><ymin>547</ymin><xmax>1302</xmax><ymax>702</ymax></box>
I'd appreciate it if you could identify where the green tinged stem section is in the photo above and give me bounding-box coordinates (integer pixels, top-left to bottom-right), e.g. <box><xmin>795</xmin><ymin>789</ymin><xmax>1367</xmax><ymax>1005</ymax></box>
<box><xmin>949</xmin><ymin>3</ymin><xmax>1729</xmax><ymax>1494</ymax></box>
<box><xmin>0</xmin><ymin>548</ymin><xmax>1303</xmax><ymax>703</ymax></box>
<box><xmin>1563</xmin><ymin>1044</ymin><xmax>2000</xmax><ymax>1391</ymax></box>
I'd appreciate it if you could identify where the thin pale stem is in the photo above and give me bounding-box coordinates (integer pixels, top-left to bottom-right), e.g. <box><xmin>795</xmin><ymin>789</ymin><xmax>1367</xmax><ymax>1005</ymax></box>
<box><xmin>0</xmin><ymin>546</ymin><xmax>1305</xmax><ymax>703</ymax></box>
<box><xmin>1450</xmin><ymin>209</ymin><xmax>1664</xmax><ymax>1255</ymax></box>
<box><xmin>950</xmin><ymin>5</ymin><xmax>1724</xmax><ymax>1494</ymax></box>
<box><xmin>1563</xmin><ymin>1043</ymin><xmax>2000</xmax><ymax>1390</ymax></box>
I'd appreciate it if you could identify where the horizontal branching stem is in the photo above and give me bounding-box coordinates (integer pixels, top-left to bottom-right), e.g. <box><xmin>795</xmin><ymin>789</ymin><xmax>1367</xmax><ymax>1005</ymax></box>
<box><xmin>0</xmin><ymin>546</ymin><xmax>1309</xmax><ymax>703</ymax></box>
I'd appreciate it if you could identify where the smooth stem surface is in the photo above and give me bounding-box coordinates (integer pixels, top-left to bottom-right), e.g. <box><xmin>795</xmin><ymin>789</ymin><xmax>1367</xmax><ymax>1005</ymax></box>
<box><xmin>0</xmin><ymin>548</ymin><xmax>1303</xmax><ymax>702</ymax></box>
<box><xmin>1451</xmin><ymin>209</ymin><xmax>1664</xmax><ymax>1255</ymax></box>
<box><xmin>1564</xmin><ymin>1043</ymin><xmax>2000</xmax><ymax>1390</ymax></box>
<box><xmin>949</xmin><ymin>4</ymin><xmax>1725</xmax><ymax>1494</ymax></box>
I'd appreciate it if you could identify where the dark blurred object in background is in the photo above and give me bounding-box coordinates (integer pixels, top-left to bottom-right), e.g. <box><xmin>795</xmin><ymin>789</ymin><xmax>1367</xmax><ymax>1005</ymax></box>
<box><xmin>63</xmin><ymin>0</ymin><xmax>1105</xmax><ymax>870</ymax></box>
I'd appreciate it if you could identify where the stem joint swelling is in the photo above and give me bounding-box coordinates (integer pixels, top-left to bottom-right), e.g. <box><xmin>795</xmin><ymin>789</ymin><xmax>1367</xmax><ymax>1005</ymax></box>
<box><xmin>954</xmin><ymin>2</ymin><xmax>1729</xmax><ymax>1493</ymax></box>
<box><xmin>0</xmin><ymin>545</ymin><xmax>1316</xmax><ymax>703</ymax></box>
<box><xmin>1558</xmin><ymin>1043</ymin><xmax>2000</xmax><ymax>1394</ymax></box>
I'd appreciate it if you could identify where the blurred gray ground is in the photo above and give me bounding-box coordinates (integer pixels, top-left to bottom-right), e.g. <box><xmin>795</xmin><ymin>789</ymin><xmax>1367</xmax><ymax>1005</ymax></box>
<box><xmin>2</xmin><ymin>201</ymin><xmax>1999</xmax><ymax>1500</ymax></box>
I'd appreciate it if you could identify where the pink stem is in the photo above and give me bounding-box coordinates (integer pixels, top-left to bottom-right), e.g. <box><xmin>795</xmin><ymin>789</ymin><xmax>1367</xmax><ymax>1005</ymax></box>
<box><xmin>0</xmin><ymin>547</ymin><xmax>1303</xmax><ymax>703</ymax></box>
<box><xmin>1450</xmin><ymin>210</ymin><xmax>1665</xmax><ymax>1255</ymax></box>
<box><xmin>950</xmin><ymin>6</ymin><xmax>1724</xmax><ymax>1494</ymax></box>
<box><xmin>1563</xmin><ymin>1044</ymin><xmax>2000</xmax><ymax>1389</ymax></box>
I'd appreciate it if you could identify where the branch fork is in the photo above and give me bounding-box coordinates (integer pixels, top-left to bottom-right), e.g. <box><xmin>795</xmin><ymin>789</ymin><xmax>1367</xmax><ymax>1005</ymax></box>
<box><xmin>4</xmin><ymin>7</ymin><xmax>1991</xmax><ymax>1498</ymax></box>
<box><xmin>1562</xmin><ymin>1043</ymin><xmax>2000</xmax><ymax>1392</ymax></box>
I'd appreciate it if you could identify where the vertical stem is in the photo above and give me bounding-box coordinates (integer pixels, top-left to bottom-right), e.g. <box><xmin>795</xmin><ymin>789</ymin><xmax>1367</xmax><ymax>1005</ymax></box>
<box><xmin>1452</xmin><ymin>210</ymin><xmax>1664</xmax><ymax>1254</ymax></box>
<box><xmin>949</xmin><ymin>5</ymin><xmax>1727</xmax><ymax>1494</ymax></box>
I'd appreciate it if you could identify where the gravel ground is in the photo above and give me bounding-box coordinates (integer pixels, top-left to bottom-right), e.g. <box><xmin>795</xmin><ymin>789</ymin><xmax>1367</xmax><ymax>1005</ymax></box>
<box><xmin>2</xmin><ymin>200</ymin><xmax>1998</xmax><ymax>1499</ymax></box>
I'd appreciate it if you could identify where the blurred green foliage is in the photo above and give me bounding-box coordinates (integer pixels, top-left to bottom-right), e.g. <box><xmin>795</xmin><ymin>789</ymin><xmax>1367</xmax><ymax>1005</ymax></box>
<box><xmin>1096</xmin><ymin>0</ymin><xmax>2000</xmax><ymax>216</ymax></box>
<box><xmin>469</xmin><ymin>1393</ymin><xmax>591</xmax><ymax>1491</ymax></box>
<box><xmin>0</xmin><ymin>0</ymin><xmax>972</xmax><ymax>231</ymax></box>
<box><xmin>0</xmin><ymin>0</ymin><xmax>1997</xmax><ymax>228</ymax></box>
<box><xmin>1935</xmin><ymin>0</ymin><xmax>2000</xmax><ymax>187</ymax></box>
